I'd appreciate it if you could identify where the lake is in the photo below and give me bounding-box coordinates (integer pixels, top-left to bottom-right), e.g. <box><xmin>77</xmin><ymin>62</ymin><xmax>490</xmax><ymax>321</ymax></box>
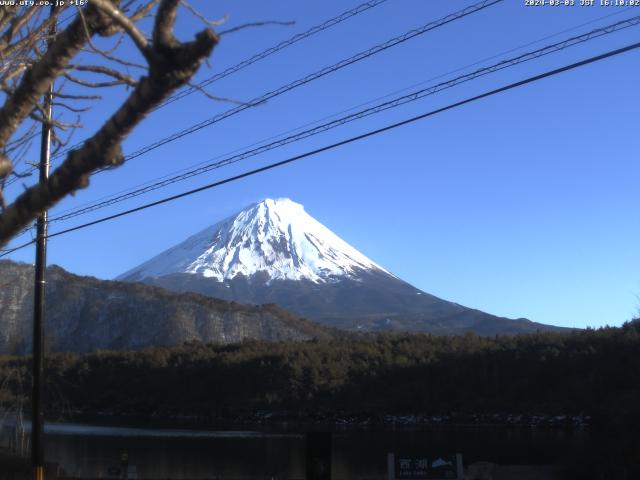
<box><xmin>1</xmin><ymin>420</ymin><xmax>586</xmax><ymax>479</ymax></box>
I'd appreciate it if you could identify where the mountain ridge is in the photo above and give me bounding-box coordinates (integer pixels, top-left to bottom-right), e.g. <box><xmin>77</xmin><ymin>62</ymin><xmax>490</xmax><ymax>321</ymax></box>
<box><xmin>142</xmin><ymin>270</ymin><xmax>562</xmax><ymax>335</ymax></box>
<box><xmin>118</xmin><ymin>198</ymin><xmax>566</xmax><ymax>335</ymax></box>
<box><xmin>0</xmin><ymin>260</ymin><xmax>334</xmax><ymax>354</ymax></box>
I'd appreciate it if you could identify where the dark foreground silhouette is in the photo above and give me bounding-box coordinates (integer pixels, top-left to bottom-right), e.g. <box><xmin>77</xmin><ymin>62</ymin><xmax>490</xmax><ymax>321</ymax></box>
<box><xmin>1</xmin><ymin>321</ymin><xmax>639</xmax><ymax>478</ymax></box>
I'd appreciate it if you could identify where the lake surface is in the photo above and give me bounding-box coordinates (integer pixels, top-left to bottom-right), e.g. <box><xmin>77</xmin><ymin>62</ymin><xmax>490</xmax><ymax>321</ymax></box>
<box><xmin>1</xmin><ymin>421</ymin><xmax>586</xmax><ymax>479</ymax></box>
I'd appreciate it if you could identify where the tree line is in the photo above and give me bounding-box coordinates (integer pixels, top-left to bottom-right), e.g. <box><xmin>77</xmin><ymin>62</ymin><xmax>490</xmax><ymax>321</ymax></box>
<box><xmin>1</xmin><ymin>321</ymin><xmax>639</xmax><ymax>421</ymax></box>
<box><xmin>2</xmin><ymin>322</ymin><xmax>640</xmax><ymax>478</ymax></box>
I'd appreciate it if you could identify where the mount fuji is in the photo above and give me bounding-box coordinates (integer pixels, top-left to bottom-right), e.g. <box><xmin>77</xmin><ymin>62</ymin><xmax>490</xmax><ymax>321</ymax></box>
<box><xmin>118</xmin><ymin>198</ymin><xmax>562</xmax><ymax>335</ymax></box>
<box><xmin>119</xmin><ymin>198</ymin><xmax>390</xmax><ymax>284</ymax></box>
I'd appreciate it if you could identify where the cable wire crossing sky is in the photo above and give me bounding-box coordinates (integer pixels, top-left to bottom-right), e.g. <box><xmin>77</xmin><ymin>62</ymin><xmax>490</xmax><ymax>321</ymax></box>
<box><xmin>2</xmin><ymin>0</ymin><xmax>639</xmax><ymax>329</ymax></box>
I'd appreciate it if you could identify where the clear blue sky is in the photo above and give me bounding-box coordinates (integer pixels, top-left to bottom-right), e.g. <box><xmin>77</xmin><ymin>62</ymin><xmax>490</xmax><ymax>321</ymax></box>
<box><xmin>4</xmin><ymin>0</ymin><xmax>640</xmax><ymax>328</ymax></box>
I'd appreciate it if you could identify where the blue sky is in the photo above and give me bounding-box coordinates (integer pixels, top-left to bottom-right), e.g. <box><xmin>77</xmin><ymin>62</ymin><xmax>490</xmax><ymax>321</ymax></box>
<box><xmin>4</xmin><ymin>0</ymin><xmax>639</xmax><ymax>328</ymax></box>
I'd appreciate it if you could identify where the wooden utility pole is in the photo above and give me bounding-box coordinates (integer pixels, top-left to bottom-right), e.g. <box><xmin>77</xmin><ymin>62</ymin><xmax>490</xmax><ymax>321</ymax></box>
<box><xmin>32</xmin><ymin>8</ymin><xmax>56</xmax><ymax>480</ymax></box>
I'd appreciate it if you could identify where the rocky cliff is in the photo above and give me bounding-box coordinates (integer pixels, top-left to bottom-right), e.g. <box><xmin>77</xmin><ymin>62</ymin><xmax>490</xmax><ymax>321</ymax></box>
<box><xmin>0</xmin><ymin>260</ymin><xmax>333</xmax><ymax>354</ymax></box>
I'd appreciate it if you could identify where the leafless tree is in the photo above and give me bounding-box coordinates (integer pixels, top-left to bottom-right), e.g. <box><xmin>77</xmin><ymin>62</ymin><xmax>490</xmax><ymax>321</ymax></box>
<box><xmin>0</xmin><ymin>0</ymin><xmax>219</xmax><ymax>248</ymax></box>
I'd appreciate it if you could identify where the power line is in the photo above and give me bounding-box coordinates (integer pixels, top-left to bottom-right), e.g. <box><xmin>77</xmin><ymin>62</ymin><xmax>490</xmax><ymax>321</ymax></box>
<box><xmin>2</xmin><ymin>38</ymin><xmax>636</xmax><ymax>258</ymax></box>
<box><xmin>158</xmin><ymin>0</ymin><xmax>390</xmax><ymax>111</ymax></box>
<box><xmin>0</xmin><ymin>239</ymin><xmax>35</xmax><ymax>257</ymax></box>
<box><xmin>37</xmin><ymin>0</ymin><xmax>390</xmax><ymax>168</ymax></box>
<box><xmin>7</xmin><ymin>2</ymin><xmax>630</xmax><ymax>192</ymax></box>
<box><xmin>44</xmin><ymin>6</ymin><xmax>637</xmax><ymax>221</ymax></box>
<box><xmin>44</xmin><ymin>14</ymin><xmax>640</xmax><ymax>225</ymax></box>
<box><xmin>121</xmin><ymin>0</ymin><xmax>504</xmax><ymax>164</ymax></box>
<box><xmin>46</xmin><ymin>0</ymin><xmax>503</xmax><ymax>175</ymax></box>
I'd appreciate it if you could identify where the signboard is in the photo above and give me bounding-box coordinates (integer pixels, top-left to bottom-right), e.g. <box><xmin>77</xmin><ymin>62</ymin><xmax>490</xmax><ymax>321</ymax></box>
<box><xmin>387</xmin><ymin>453</ymin><xmax>463</xmax><ymax>480</ymax></box>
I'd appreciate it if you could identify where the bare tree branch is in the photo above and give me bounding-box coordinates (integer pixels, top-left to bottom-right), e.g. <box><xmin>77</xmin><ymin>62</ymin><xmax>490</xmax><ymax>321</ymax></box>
<box><xmin>154</xmin><ymin>0</ymin><xmax>181</xmax><ymax>48</ymax></box>
<box><xmin>53</xmin><ymin>91</ymin><xmax>102</xmax><ymax>101</ymax></box>
<box><xmin>29</xmin><ymin>111</ymin><xmax>80</xmax><ymax>130</ymax></box>
<box><xmin>0</xmin><ymin>8</ymin><xmax>60</xmax><ymax>66</ymax></box>
<box><xmin>63</xmin><ymin>71</ymin><xmax>129</xmax><ymax>88</ymax></box>
<box><xmin>0</xmin><ymin>155</ymin><xmax>11</xmax><ymax>179</ymax></box>
<box><xmin>130</xmin><ymin>0</ymin><xmax>161</xmax><ymax>22</ymax></box>
<box><xmin>69</xmin><ymin>64</ymin><xmax>137</xmax><ymax>87</ymax></box>
<box><xmin>219</xmin><ymin>20</ymin><xmax>295</xmax><ymax>37</ymax></box>
<box><xmin>180</xmin><ymin>1</ymin><xmax>228</xmax><ymax>28</ymax></box>
<box><xmin>80</xmin><ymin>44</ymin><xmax>147</xmax><ymax>70</ymax></box>
<box><xmin>0</xmin><ymin>0</ymin><xmax>218</xmax><ymax>247</ymax></box>
<box><xmin>1</xmin><ymin>7</ymin><xmax>38</xmax><ymax>45</ymax></box>
<box><xmin>4</xmin><ymin>122</ymin><xmax>37</xmax><ymax>154</ymax></box>
<box><xmin>52</xmin><ymin>101</ymin><xmax>91</xmax><ymax>113</ymax></box>
<box><xmin>0</xmin><ymin>5</ymin><xmax>109</xmax><ymax>149</ymax></box>
<box><xmin>186</xmin><ymin>80</ymin><xmax>251</xmax><ymax>106</ymax></box>
<box><xmin>0</xmin><ymin>8</ymin><xmax>17</xmax><ymax>34</ymax></box>
<box><xmin>91</xmin><ymin>0</ymin><xmax>150</xmax><ymax>59</ymax></box>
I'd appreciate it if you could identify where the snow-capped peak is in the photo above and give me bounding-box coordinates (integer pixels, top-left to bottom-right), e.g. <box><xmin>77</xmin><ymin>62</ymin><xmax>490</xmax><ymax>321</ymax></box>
<box><xmin>118</xmin><ymin>198</ymin><xmax>391</xmax><ymax>283</ymax></box>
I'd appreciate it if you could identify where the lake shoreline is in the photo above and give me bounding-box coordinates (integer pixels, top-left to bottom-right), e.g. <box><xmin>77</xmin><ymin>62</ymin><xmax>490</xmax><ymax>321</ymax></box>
<box><xmin>22</xmin><ymin>410</ymin><xmax>592</xmax><ymax>432</ymax></box>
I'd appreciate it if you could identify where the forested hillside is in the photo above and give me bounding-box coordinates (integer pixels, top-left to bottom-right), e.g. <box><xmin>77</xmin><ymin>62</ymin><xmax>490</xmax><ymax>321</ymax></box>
<box><xmin>1</xmin><ymin>322</ymin><xmax>638</xmax><ymax>420</ymax></box>
<box><xmin>1</xmin><ymin>323</ymin><xmax>639</xmax><ymax>480</ymax></box>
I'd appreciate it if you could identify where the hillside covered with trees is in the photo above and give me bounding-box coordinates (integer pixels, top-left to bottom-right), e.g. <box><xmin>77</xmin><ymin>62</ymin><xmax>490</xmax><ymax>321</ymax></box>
<box><xmin>1</xmin><ymin>321</ymin><xmax>639</xmax><ymax>420</ymax></box>
<box><xmin>2</xmin><ymin>322</ymin><xmax>640</xmax><ymax>478</ymax></box>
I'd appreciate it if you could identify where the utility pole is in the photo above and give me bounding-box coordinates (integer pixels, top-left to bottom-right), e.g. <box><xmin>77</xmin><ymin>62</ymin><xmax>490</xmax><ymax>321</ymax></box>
<box><xmin>32</xmin><ymin>7</ymin><xmax>56</xmax><ymax>480</ymax></box>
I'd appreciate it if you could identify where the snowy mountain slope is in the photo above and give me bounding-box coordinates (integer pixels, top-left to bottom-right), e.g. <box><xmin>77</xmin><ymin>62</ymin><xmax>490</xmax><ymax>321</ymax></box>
<box><xmin>118</xmin><ymin>198</ymin><xmax>566</xmax><ymax>335</ymax></box>
<box><xmin>118</xmin><ymin>198</ymin><xmax>391</xmax><ymax>283</ymax></box>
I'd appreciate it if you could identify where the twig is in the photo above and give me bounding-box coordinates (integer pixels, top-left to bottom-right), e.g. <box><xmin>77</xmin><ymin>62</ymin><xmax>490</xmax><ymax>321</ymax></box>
<box><xmin>69</xmin><ymin>64</ymin><xmax>137</xmax><ymax>87</ymax></box>
<box><xmin>52</xmin><ymin>101</ymin><xmax>91</xmax><ymax>113</ymax></box>
<box><xmin>186</xmin><ymin>80</ymin><xmax>253</xmax><ymax>106</ymax></box>
<box><xmin>180</xmin><ymin>1</ymin><xmax>228</xmax><ymax>28</ymax></box>
<box><xmin>91</xmin><ymin>0</ymin><xmax>151</xmax><ymax>59</ymax></box>
<box><xmin>53</xmin><ymin>91</ymin><xmax>102</xmax><ymax>101</ymax></box>
<box><xmin>130</xmin><ymin>0</ymin><xmax>161</xmax><ymax>22</ymax></box>
<box><xmin>63</xmin><ymin>71</ymin><xmax>129</xmax><ymax>88</ymax></box>
<box><xmin>219</xmin><ymin>20</ymin><xmax>295</xmax><ymax>37</ymax></box>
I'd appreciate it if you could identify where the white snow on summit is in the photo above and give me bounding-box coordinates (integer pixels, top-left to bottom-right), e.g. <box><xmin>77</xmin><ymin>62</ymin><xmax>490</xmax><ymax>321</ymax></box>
<box><xmin>118</xmin><ymin>198</ymin><xmax>390</xmax><ymax>283</ymax></box>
